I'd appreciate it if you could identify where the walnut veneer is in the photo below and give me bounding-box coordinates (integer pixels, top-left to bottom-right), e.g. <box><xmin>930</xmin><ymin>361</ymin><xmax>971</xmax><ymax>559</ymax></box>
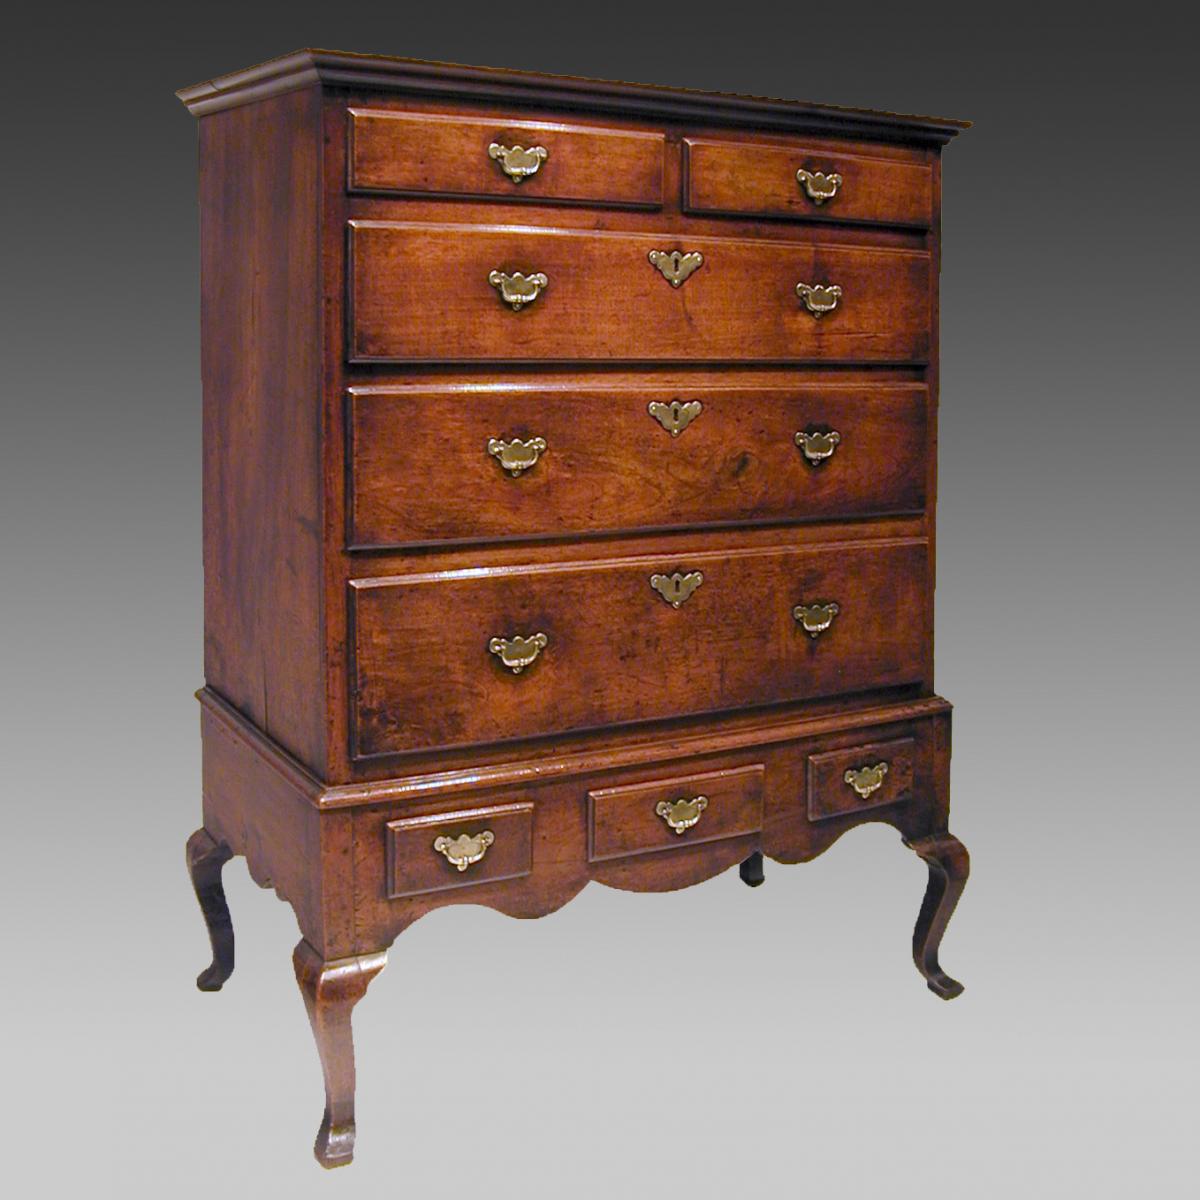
<box><xmin>178</xmin><ymin>48</ymin><xmax>970</xmax><ymax>1169</ymax></box>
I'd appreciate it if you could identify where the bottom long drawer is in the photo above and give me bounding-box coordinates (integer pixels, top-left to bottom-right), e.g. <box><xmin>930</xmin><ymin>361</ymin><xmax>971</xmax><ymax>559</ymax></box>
<box><xmin>350</xmin><ymin>538</ymin><xmax>929</xmax><ymax>757</ymax></box>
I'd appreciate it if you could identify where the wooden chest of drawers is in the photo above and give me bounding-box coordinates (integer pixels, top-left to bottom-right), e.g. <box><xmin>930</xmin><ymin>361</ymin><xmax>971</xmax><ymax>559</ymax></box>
<box><xmin>178</xmin><ymin>49</ymin><xmax>970</xmax><ymax>1169</ymax></box>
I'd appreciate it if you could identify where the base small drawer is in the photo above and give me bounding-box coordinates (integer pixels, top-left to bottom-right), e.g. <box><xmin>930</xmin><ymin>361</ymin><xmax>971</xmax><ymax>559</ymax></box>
<box><xmin>589</xmin><ymin>765</ymin><xmax>764</xmax><ymax>862</ymax></box>
<box><xmin>807</xmin><ymin>737</ymin><xmax>914</xmax><ymax>821</ymax></box>
<box><xmin>385</xmin><ymin>802</ymin><xmax>533</xmax><ymax>898</ymax></box>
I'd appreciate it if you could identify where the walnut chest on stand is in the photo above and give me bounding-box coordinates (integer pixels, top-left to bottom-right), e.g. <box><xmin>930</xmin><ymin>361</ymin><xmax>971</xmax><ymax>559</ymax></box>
<box><xmin>177</xmin><ymin>48</ymin><xmax>971</xmax><ymax>1168</ymax></box>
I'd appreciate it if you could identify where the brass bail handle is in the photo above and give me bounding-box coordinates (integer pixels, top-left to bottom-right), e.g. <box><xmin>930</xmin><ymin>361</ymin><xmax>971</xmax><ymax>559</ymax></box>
<box><xmin>795</xmin><ymin>281</ymin><xmax>842</xmax><ymax>318</ymax></box>
<box><xmin>488</xmin><ymin>437</ymin><xmax>547</xmax><ymax>476</ymax></box>
<box><xmin>433</xmin><ymin>830</ymin><xmax>496</xmax><ymax>871</ymax></box>
<box><xmin>795</xmin><ymin>429</ymin><xmax>841</xmax><ymax>465</ymax></box>
<box><xmin>796</xmin><ymin>168</ymin><xmax>843</xmax><ymax>204</ymax></box>
<box><xmin>488</xmin><ymin>632</ymin><xmax>548</xmax><ymax>674</ymax></box>
<box><xmin>488</xmin><ymin>141</ymin><xmax>548</xmax><ymax>182</ymax></box>
<box><xmin>843</xmin><ymin>762</ymin><xmax>889</xmax><ymax>800</ymax></box>
<box><xmin>793</xmin><ymin>601</ymin><xmax>840</xmax><ymax>638</ymax></box>
<box><xmin>489</xmin><ymin>270</ymin><xmax>548</xmax><ymax>311</ymax></box>
<box><xmin>655</xmin><ymin>794</ymin><xmax>709</xmax><ymax>834</ymax></box>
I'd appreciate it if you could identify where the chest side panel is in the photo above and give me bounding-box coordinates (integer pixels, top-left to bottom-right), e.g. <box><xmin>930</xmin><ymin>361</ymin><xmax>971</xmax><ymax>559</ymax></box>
<box><xmin>198</xmin><ymin>86</ymin><xmax>327</xmax><ymax>774</ymax></box>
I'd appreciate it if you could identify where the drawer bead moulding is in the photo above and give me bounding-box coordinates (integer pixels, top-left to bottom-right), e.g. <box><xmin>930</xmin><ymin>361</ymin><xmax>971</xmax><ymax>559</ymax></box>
<box><xmin>177</xmin><ymin>47</ymin><xmax>970</xmax><ymax>1169</ymax></box>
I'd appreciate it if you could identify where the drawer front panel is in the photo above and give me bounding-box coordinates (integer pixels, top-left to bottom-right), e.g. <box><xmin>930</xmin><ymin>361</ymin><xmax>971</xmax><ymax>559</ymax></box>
<box><xmin>348</xmin><ymin>108</ymin><xmax>665</xmax><ymax>207</ymax></box>
<box><xmin>348</xmin><ymin>383</ymin><xmax>928</xmax><ymax>548</ymax></box>
<box><xmin>386</xmin><ymin>802</ymin><xmax>534</xmax><ymax>898</ymax></box>
<box><xmin>588</xmin><ymin>764</ymin><xmax>764</xmax><ymax>862</ymax></box>
<box><xmin>807</xmin><ymin>737</ymin><xmax>915</xmax><ymax>820</ymax></box>
<box><xmin>684</xmin><ymin>137</ymin><xmax>933</xmax><ymax>226</ymax></box>
<box><xmin>351</xmin><ymin>540</ymin><xmax>930</xmax><ymax>757</ymax></box>
<box><xmin>348</xmin><ymin>222</ymin><xmax>931</xmax><ymax>363</ymax></box>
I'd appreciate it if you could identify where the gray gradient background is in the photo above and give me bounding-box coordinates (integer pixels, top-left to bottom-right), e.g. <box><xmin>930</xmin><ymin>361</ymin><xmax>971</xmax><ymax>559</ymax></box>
<box><xmin>3</xmin><ymin>3</ymin><xmax>1197</xmax><ymax>1196</ymax></box>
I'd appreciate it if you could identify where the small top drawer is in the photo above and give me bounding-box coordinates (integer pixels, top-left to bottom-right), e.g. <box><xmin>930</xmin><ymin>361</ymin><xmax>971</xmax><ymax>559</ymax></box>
<box><xmin>348</xmin><ymin>108</ymin><xmax>666</xmax><ymax>208</ymax></box>
<box><xmin>684</xmin><ymin>137</ymin><xmax>933</xmax><ymax>227</ymax></box>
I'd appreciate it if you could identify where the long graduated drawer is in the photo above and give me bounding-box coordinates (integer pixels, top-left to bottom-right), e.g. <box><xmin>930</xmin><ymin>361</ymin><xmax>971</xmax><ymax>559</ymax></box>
<box><xmin>350</xmin><ymin>538</ymin><xmax>930</xmax><ymax>756</ymax></box>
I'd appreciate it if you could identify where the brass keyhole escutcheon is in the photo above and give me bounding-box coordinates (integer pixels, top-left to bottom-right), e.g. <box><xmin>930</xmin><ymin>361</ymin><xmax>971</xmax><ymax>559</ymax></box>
<box><xmin>648</xmin><ymin>399</ymin><xmax>703</xmax><ymax>437</ymax></box>
<box><xmin>650</xmin><ymin>571</ymin><xmax>704</xmax><ymax>608</ymax></box>
<box><xmin>648</xmin><ymin>249</ymin><xmax>704</xmax><ymax>287</ymax></box>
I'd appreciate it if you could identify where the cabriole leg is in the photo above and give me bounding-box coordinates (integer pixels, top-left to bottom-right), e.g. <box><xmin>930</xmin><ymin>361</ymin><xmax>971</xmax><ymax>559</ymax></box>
<box><xmin>905</xmin><ymin>832</ymin><xmax>970</xmax><ymax>1000</ymax></box>
<box><xmin>186</xmin><ymin>828</ymin><xmax>234</xmax><ymax>991</ymax></box>
<box><xmin>293</xmin><ymin>940</ymin><xmax>388</xmax><ymax>1169</ymax></box>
